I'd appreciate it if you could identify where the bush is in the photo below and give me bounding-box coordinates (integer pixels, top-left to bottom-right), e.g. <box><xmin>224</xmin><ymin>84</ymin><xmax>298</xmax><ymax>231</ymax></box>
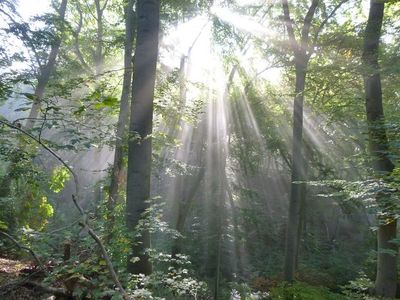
<box><xmin>269</xmin><ymin>282</ymin><xmax>346</xmax><ymax>300</ymax></box>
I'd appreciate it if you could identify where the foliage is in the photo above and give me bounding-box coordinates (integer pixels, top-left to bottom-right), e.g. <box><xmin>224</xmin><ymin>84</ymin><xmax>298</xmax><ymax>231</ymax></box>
<box><xmin>308</xmin><ymin>178</ymin><xmax>400</xmax><ymax>222</ymax></box>
<box><xmin>269</xmin><ymin>282</ymin><xmax>346</xmax><ymax>300</ymax></box>
<box><xmin>341</xmin><ymin>272</ymin><xmax>378</xmax><ymax>300</ymax></box>
<box><xmin>0</xmin><ymin>0</ymin><xmax>399</xmax><ymax>298</ymax></box>
<box><xmin>49</xmin><ymin>166</ymin><xmax>71</xmax><ymax>193</ymax></box>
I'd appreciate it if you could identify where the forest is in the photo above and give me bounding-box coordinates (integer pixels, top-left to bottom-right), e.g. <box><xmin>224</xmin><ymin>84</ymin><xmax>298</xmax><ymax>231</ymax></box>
<box><xmin>0</xmin><ymin>0</ymin><xmax>399</xmax><ymax>299</ymax></box>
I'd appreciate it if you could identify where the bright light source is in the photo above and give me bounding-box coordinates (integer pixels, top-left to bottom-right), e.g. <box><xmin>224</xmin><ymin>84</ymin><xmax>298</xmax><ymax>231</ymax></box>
<box><xmin>17</xmin><ymin>0</ymin><xmax>51</xmax><ymax>20</ymax></box>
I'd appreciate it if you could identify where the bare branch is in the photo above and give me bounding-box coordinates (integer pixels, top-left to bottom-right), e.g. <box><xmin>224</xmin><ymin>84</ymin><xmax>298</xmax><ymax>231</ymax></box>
<box><xmin>312</xmin><ymin>0</ymin><xmax>349</xmax><ymax>48</ymax></box>
<box><xmin>0</xmin><ymin>231</ymin><xmax>45</xmax><ymax>270</ymax></box>
<box><xmin>0</xmin><ymin>280</ymin><xmax>68</xmax><ymax>297</ymax></box>
<box><xmin>77</xmin><ymin>216</ymin><xmax>127</xmax><ymax>298</ymax></box>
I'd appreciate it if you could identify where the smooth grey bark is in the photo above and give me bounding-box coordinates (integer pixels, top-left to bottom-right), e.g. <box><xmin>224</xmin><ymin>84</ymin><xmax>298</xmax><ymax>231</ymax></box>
<box><xmin>126</xmin><ymin>0</ymin><xmax>160</xmax><ymax>275</ymax></box>
<box><xmin>362</xmin><ymin>0</ymin><xmax>397</xmax><ymax>297</ymax></box>
<box><xmin>107</xmin><ymin>0</ymin><xmax>135</xmax><ymax>240</ymax></box>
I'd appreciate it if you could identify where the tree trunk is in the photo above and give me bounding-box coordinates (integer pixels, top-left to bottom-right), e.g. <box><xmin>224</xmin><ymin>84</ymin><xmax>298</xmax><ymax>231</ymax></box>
<box><xmin>94</xmin><ymin>0</ymin><xmax>105</xmax><ymax>76</ymax></box>
<box><xmin>25</xmin><ymin>0</ymin><xmax>68</xmax><ymax>130</ymax></box>
<box><xmin>106</xmin><ymin>0</ymin><xmax>135</xmax><ymax>240</ymax></box>
<box><xmin>0</xmin><ymin>0</ymin><xmax>68</xmax><ymax>198</ymax></box>
<box><xmin>171</xmin><ymin>165</ymin><xmax>205</xmax><ymax>257</ymax></box>
<box><xmin>284</xmin><ymin>59</ymin><xmax>307</xmax><ymax>282</ymax></box>
<box><xmin>126</xmin><ymin>0</ymin><xmax>160</xmax><ymax>275</ymax></box>
<box><xmin>281</xmin><ymin>0</ymin><xmax>318</xmax><ymax>282</ymax></box>
<box><xmin>170</xmin><ymin>54</ymin><xmax>204</xmax><ymax>257</ymax></box>
<box><xmin>362</xmin><ymin>0</ymin><xmax>397</xmax><ymax>297</ymax></box>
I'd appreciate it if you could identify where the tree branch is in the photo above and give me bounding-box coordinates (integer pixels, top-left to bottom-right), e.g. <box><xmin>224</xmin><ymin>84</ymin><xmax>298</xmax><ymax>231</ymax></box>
<box><xmin>0</xmin><ymin>8</ymin><xmax>43</xmax><ymax>72</ymax></box>
<box><xmin>301</xmin><ymin>0</ymin><xmax>319</xmax><ymax>47</ymax></box>
<box><xmin>0</xmin><ymin>280</ymin><xmax>68</xmax><ymax>297</ymax></box>
<box><xmin>281</xmin><ymin>0</ymin><xmax>298</xmax><ymax>51</ymax></box>
<box><xmin>101</xmin><ymin>0</ymin><xmax>109</xmax><ymax>13</ymax></box>
<box><xmin>311</xmin><ymin>0</ymin><xmax>349</xmax><ymax>48</ymax></box>
<box><xmin>72</xmin><ymin>3</ymin><xmax>93</xmax><ymax>75</ymax></box>
<box><xmin>0</xmin><ymin>119</ymin><xmax>129</xmax><ymax>300</ymax></box>
<box><xmin>0</xmin><ymin>231</ymin><xmax>45</xmax><ymax>270</ymax></box>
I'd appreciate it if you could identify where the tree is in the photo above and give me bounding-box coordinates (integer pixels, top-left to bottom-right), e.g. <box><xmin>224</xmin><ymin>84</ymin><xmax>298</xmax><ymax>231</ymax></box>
<box><xmin>361</xmin><ymin>0</ymin><xmax>397</xmax><ymax>297</ymax></box>
<box><xmin>107</xmin><ymin>0</ymin><xmax>135</xmax><ymax>240</ymax></box>
<box><xmin>0</xmin><ymin>0</ymin><xmax>68</xmax><ymax>198</ymax></box>
<box><xmin>126</xmin><ymin>0</ymin><xmax>160</xmax><ymax>275</ymax></box>
<box><xmin>25</xmin><ymin>0</ymin><xmax>68</xmax><ymax>130</ymax></box>
<box><xmin>280</xmin><ymin>0</ymin><xmax>349</xmax><ymax>281</ymax></box>
<box><xmin>281</xmin><ymin>0</ymin><xmax>319</xmax><ymax>282</ymax></box>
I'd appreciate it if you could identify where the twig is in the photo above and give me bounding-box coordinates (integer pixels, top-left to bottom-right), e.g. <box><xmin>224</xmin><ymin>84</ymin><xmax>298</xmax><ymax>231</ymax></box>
<box><xmin>77</xmin><ymin>217</ymin><xmax>126</xmax><ymax>298</ymax></box>
<box><xmin>0</xmin><ymin>280</ymin><xmax>68</xmax><ymax>297</ymax></box>
<box><xmin>0</xmin><ymin>230</ymin><xmax>45</xmax><ymax>270</ymax></box>
<box><xmin>311</xmin><ymin>0</ymin><xmax>349</xmax><ymax>48</ymax></box>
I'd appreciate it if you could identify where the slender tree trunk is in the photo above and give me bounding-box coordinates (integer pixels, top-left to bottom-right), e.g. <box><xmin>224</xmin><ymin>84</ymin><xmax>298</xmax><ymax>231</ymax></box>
<box><xmin>107</xmin><ymin>0</ymin><xmax>135</xmax><ymax>240</ymax></box>
<box><xmin>0</xmin><ymin>0</ymin><xmax>68</xmax><ymax>198</ymax></box>
<box><xmin>227</xmin><ymin>186</ymin><xmax>244</xmax><ymax>276</ymax></box>
<box><xmin>362</xmin><ymin>1</ymin><xmax>397</xmax><ymax>297</ymax></box>
<box><xmin>281</xmin><ymin>0</ymin><xmax>318</xmax><ymax>281</ymax></box>
<box><xmin>170</xmin><ymin>53</ymin><xmax>204</xmax><ymax>257</ymax></box>
<box><xmin>25</xmin><ymin>0</ymin><xmax>68</xmax><ymax>130</ymax></box>
<box><xmin>284</xmin><ymin>59</ymin><xmax>307</xmax><ymax>281</ymax></box>
<box><xmin>126</xmin><ymin>0</ymin><xmax>160</xmax><ymax>275</ymax></box>
<box><xmin>171</xmin><ymin>166</ymin><xmax>205</xmax><ymax>257</ymax></box>
<box><xmin>94</xmin><ymin>0</ymin><xmax>105</xmax><ymax>75</ymax></box>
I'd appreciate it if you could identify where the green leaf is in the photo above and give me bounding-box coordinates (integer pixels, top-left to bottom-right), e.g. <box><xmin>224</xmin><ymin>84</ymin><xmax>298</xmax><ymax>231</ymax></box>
<box><xmin>101</xmin><ymin>96</ymin><xmax>118</xmax><ymax>107</ymax></box>
<box><xmin>22</xmin><ymin>93</ymin><xmax>37</xmax><ymax>101</ymax></box>
<box><xmin>49</xmin><ymin>167</ymin><xmax>71</xmax><ymax>193</ymax></box>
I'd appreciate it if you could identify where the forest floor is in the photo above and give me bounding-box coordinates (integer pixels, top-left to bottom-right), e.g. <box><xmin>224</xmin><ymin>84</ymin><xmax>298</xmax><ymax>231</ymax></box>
<box><xmin>0</xmin><ymin>258</ymin><xmax>30</xmax><ymax>285</ymax></box>
<box><xmin>0</xmin><ymin>257</ymin><xmax>65</xmax><ymax>299</ymax></box>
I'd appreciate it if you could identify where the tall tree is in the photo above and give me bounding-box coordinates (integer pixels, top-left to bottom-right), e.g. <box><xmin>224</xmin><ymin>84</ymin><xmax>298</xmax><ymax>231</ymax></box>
<box><xmin>126</xmin><ymin>0</ymin><xmax>160</xmax><ymax>275</ymax></box>
<box><xmin>362</xmin><ymin>0</ymin><xmax>397</xmax><ymax>297</ymax></box>
<box><xmin>281</xmin><ymin>0</ymin><xmax>319</xmax><ymax>282</ymax></box>
<box><xmin>70</xmin><ymin>0</ymin><xmax>110</xmax><ymax>76</ymax></box>
<box><xmin>107</xmin><ymin>0</ymin><xmax>135</xmax><ymax>239</ymax></box>
<box><xmin>280</xmin><ymin>0</ymin><xmax>349</xmax><ymax>281</ymax></box>
<box><xmin>25</xmin><ymin>0</ymin><xmax>68</xmax><ymax>129</ymax></box>
<box><xmin>0</xmin><ymin>0</ymin><xmax>68</xmax><ymax>198</ymax></box>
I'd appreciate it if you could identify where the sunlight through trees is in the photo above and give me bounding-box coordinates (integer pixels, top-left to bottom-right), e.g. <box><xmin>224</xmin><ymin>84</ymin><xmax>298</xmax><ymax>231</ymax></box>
<box><xmin>0</xmin><ymin>0</ymin><xmax>399</xmax><ymax>299</ymax></box>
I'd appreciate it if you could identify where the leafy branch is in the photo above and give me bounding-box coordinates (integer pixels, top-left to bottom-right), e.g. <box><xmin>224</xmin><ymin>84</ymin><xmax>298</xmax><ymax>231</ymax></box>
<box><xmin>0</xmin><ymin>119</ymin><xmax>129</xmax><ymax>299</ymax></box>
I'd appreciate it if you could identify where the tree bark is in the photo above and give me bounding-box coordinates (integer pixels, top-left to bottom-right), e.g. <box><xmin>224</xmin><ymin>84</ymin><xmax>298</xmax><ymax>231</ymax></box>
<box><xmin>126</xmin><ymin>0</ymin><xmax>160</xmax><ymax>275</ymax></box>
<box><xmin>284</xmin><ymin>61</ymin><xmax>307</xmax><ymax>281</ymax></box>
<box><xmin>281</xmin><ymin>0</ymin><xmax>318</xmax><ymax>282</ymax></box>
<box><xmin>106</xmin><ymin>0</ymin><xmax>135</xmax><ymax>241</ymax></box>
<box><xmin>362</xmin><ymin>0</ymin><xmax>397</xmax><ymax>297</ymax></box>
